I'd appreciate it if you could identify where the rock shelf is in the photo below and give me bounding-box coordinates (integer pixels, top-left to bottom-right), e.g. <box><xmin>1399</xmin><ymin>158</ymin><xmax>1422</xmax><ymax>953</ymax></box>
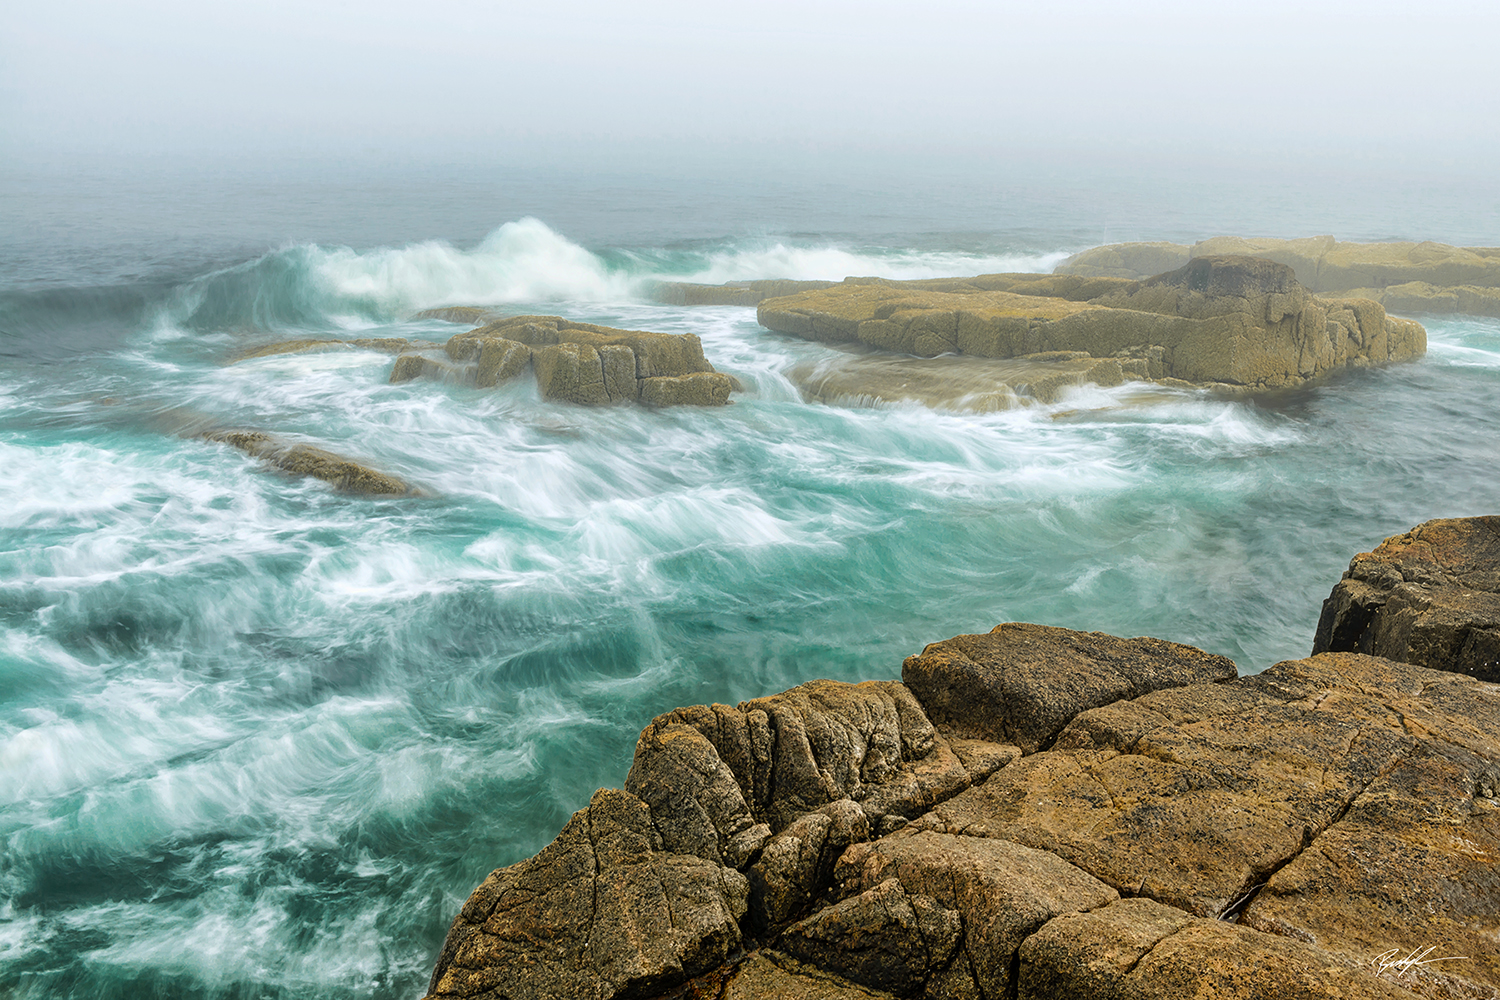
<box><xmin>756</xmin><ymin>255</ymin><xmax>1425</xmax><ymax>393</ymax></box>
<box><xmin>422</xmin><ymin>518</ymin><xmax>1500</xmax><ymax>1000</ymax></box>
<box><xmin>235</xmin><ymin>315</ymin><xmax>737</xmax><ymax>408</ymax></box>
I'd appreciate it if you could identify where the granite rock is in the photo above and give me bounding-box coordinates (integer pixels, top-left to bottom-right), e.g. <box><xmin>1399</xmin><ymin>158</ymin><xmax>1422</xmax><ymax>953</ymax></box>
<box><xmin>424</xmin><ymin>789</ymin><xmax>748</xmax><ymax>1000</ymax></box>
<box><xmin>201</xmin><ymin>429</ymin><xmax>413</xmax><ymax>496</ymax></box>
<box><xmin>903</xmin><ymin>622</ymin><xmax>1237</xmax><ymax>753</ymax></box>
<box><xmin>1314</xmin><ymin>516</ymin><xmax>1500</xmax><ymax>681</ymax></box>
<box><xmin>756</xmin><ymin>256</ymin><xmax>1424</xmax><ymax>391</ymax></box>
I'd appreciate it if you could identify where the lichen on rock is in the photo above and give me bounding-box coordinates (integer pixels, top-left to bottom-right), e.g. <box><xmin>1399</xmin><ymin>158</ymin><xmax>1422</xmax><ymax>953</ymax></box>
<box><xmin>423</xmin><ymin>518</ymin><xmax>1500</xmax><ymax>1000</ymax></box>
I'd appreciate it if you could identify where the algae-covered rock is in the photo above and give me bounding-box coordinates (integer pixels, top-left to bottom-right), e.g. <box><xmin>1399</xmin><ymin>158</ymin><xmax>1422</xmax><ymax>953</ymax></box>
<box><xmin>1314</xmin><ymin>515</ymin><xmax>1500</xmax><ymax>681</ymax></box>
<box><xmin>202</xmin><ymin>430</ymin><xmax>413</xmax><ymax>496</ymax></box>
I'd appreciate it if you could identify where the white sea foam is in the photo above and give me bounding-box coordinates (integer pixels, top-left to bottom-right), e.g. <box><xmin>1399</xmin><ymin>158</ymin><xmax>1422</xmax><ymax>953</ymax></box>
<box><xmin>315</xmin><ymin>217</ymin><xmax>634</xmax><ymax>312</ymax></box>
<box><xmin>157</xmin><ymin>218</ymin><xmax>1075</xmax><ymax>329</ymax></box>
<box><xmin>676</xmin><ymin>244</ymin><xmax>1071</xmax><ymax>284</ymax></box>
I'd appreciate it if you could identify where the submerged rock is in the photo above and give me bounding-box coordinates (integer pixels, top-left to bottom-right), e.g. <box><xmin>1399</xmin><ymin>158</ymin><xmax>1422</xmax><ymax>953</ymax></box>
<box><xmin>201</xmin><ymin>429</ymin><xmax>413</xmax><ymax>495</ymax></box>
<box><xmin>650</xmin><ymin>279</ymin><xmax>841</xmax><ymax>306</ymax></box>
<box><xmin>757</xmin><ymin>256</ymin><xmax>1425</xmax><ymax>392</ymax></box>
<box><xmin>789</xmin><ymin>346</ymin><xmax>1138</xmax><ymax>411</ymax></box>
<box><xmin>232</xmin><ymin>337</ymin><xmax>441</xmax><ymax>361</ymax></box>
<box><xmin>1314</xmin><ymin>515</ymin><xmax>1500</xmax><ymax>681</ymax></box>
<box><xmin>424</xmin><ymin>518</ymin><xmax>1500</xmax><ymax>1000</ymax></box>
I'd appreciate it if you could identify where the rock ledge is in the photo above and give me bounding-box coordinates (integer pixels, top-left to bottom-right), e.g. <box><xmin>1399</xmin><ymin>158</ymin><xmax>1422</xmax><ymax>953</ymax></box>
<box><xmin>425</xmin><ymin>519</ymin><xmax>1500</xmax><ymax>1000</ymax></box>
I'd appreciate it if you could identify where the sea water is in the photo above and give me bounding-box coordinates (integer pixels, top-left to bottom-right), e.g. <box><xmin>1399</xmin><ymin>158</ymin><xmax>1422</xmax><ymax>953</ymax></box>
<box><xmin>2</xmin><ymin>157</ymin><xmax>1497</xmax><ymax>998</ymax></box>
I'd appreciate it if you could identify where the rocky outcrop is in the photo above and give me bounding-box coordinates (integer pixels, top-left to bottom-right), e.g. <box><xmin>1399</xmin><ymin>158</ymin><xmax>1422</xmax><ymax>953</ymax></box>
<box><xmin>757</xmin><ymin>256</ymin><xmax>1424</xmax><ymax>392</ymax></box>
<box><xmin>1058</xmin><ymin>236</ymin><xmax>1500</xmax><ymax>317</ymax></box>
<box><xmin>232</xmin><ymin>318</ymin><xmax>737</xmax><ymax>408</ymax></box>
<box><xmin>902</xmin><ymin>623</ymin><xmax>1237</xmax><ymax>754</ymax></box>
<box><xmin>424</xmin><ymin>519</ymin><xmax>1500</xmax><ymax>1000</ymax></box>
<box><xmin>1314</xmin><ymin>516</ymin><xmax>1500</xmax><ymax>681</ymax></box>
<box><xmin>399</xmin><ymin>314</ymin><xmax>736</xmax><ymax>407</ymax></box>
<box><xmin>201</xmin><ymin>429</ymin><xmax>414</xmax><ymax>495</ymax></box>
<box><xmin>426</xmin><ymin>789</ymin><xmax>749</xmax><ymax>1000</ymax></box>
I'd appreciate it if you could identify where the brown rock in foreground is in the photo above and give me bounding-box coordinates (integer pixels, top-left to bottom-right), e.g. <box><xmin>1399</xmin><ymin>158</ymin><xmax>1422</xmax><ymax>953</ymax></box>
<box><xmin>424</xmin><ymin>520</ymin><xmax>1500</xmax><ymax>1000</ymax></box>
<box><xmin>427</xmin><ymin>789</ymin><xmax>749</xmax><ymax>1000</ymax></box>
<box><xmin>201</xmin><ymin>429</ymin><xmax>413</xmax><ymax>495</ymax></box>
<box><xmin>757</xmin><ymin>255</ymin><xmax>1424</xmax><ymax>392</ymax></box>
<box><xmin>1019</xmin><ymin>897</ymin><xmax>1414</xmax><ymax>1000</ymax></box>
<box><xmin>1314</xmin><ymin>516</ymin><xmax>1500</xmax><ymax>681</ymax></box>
<box><xmin>903</xmin><ymin>622</ymin><xmax>1237</xmax><ymax>753</ymax></box>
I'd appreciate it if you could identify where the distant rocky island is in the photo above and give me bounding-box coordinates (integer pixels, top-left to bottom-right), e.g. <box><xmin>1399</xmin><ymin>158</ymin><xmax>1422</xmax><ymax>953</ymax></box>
<box><xmin>649</xmin><ymin>239</ymin><xmax>1500</xmax><ymax>410</ymax></box>
<box><xmin>421</xmin><ymin>516</ymin><xmax>1500</xmax><ymax>1000</ymax></box>
<box><xmin>205</xmin><ymin>236</ymin><xmax>1492</xmax><ymax>494</ymax></box>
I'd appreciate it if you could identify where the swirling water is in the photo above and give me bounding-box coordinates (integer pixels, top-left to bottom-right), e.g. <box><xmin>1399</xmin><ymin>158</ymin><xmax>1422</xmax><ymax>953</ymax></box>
<box><xmin>2</xmin><ymin>162</ymin><xmax>1498</xmax><ymax>999</ymax></box>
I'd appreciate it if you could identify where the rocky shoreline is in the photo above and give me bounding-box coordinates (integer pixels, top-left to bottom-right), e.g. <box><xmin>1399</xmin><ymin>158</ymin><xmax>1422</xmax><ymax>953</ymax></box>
<box><xmin>421</xmin><ymin>517</ymin><xmax>1500</xmax><ymax>1000</ymax></box>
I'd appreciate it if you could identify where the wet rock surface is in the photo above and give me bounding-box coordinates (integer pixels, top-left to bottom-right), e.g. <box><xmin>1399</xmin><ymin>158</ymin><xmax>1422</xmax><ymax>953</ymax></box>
<box><xmin>1315</xmin><ymin>516</ymin><xmax>1500</xmax><ymax>682</ymax></box>
<box><xmin>756</xmin><ymin>255</ymin><xmax>1424</xmax><ymax>392</ymax></box>
<box><xmin>424</xmin><ymin>519</ymin><xmax>1500</xmax><ymax>1000</ymax></box>
<box><xmin>903</xmin><ymin>621</ymin><xmax>1237</xmax><ymax>754</ymax></box>
<box><xmin>201</xmin><ymin>429</ymin><xmax>414</xmax><ymax>495</ymax></box>
<box><xmin>435</xmin><ymin>314</ymin><xmax>733</xmax><ymax>406</ymax></box>
<box><xmin>234</xmin><ymin>314</ymin><xmax>737</xmax><ymax>408</ymax></box>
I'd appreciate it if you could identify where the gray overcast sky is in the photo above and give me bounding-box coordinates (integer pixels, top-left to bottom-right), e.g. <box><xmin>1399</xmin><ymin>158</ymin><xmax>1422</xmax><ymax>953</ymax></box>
<box><xmin>4</xmin><ymin>0</ymin><xmax>1498</xmax><ymax>170</ymax></box>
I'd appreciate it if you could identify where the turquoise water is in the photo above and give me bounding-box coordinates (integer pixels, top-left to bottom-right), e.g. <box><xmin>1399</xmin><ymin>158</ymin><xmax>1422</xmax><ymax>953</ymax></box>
<box><xmin>2</xmin><ymin>164</ymin><xmax>1498</xmax><ymax>998</ymax></box>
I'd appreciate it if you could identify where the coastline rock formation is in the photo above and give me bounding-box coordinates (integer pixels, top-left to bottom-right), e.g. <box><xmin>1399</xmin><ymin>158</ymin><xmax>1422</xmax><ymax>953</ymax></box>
<box><xmin>755</xmin><ymin>255</ymin><xmax>1424</xmax><ymax>392</ymax></box>
<box><xmin>1314</xmin><ymin>515</ymin><xmax>1500</xmax><ymax>681</ymax></box>
<box><xmin>1058</xmin><ymin>236</ymin><xmax>1500</xmax><ymax>318</ymax></box>
<box><xmin>234</xmin><ymin>316</ymin><xmax>738</xmax><ymax>408</ymax></box>
<box><xmin>410</xmin><ymin>314</ymin><xmax>735</xmax><ymax>407</ymax></box>
<box><xmin>422</xmin><ymin>521</ymin><xmax>1500</xmax><ymax>1000</ymax></box>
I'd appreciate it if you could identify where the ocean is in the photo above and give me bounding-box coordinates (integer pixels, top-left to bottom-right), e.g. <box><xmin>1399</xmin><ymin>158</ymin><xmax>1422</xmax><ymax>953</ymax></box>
<box><xmin>2</xmin><ymin>155</ymin><xmax>1497</xmax><ymax>998</ymax></box>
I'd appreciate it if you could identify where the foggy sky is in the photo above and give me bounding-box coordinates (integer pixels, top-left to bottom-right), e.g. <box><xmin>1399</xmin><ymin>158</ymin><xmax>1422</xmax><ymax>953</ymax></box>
<box><xmin>4</xmin><ymin>0</ymin><xmax>1499</xmax><ymax>172</ymax></box>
